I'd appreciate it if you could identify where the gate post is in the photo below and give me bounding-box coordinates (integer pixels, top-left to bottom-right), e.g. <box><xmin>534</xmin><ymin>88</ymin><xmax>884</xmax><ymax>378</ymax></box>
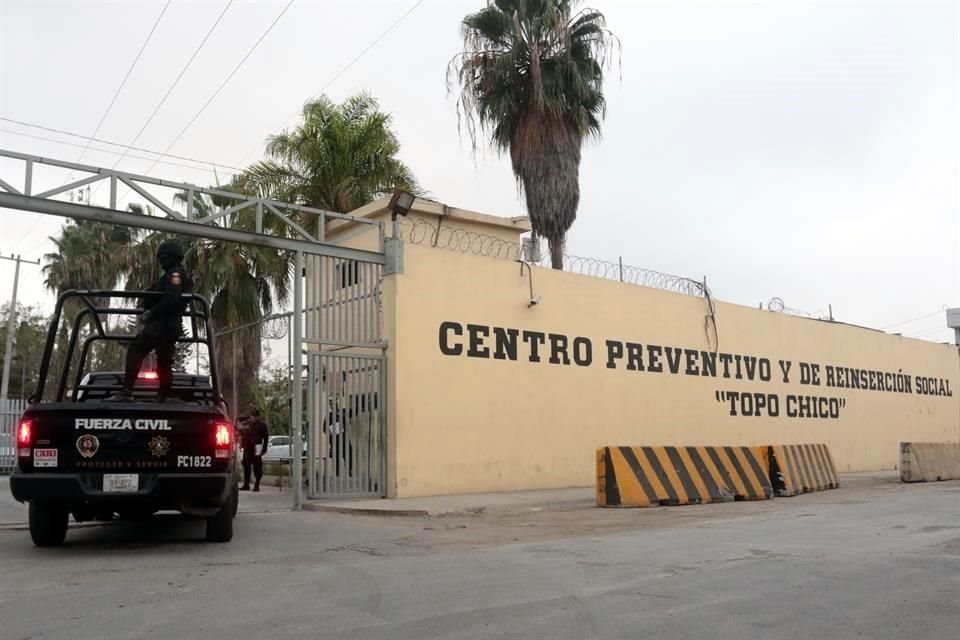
<box><xmin>306</xmin><ymin>356</ymin><xmax>316</xmax><ymax>499</ymax></box>
<box><xmin>291</xmin><ymin>250</ymin><xmax>304</xmax><ymax>510</ymax></box>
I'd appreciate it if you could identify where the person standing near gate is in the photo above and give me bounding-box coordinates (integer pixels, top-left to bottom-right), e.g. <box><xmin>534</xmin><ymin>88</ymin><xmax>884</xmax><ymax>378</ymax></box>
<box><xmin>108</xmin><ymin>241</ymin><xmax>193</xmax><ymax>403</ymax></box>
<box><xmin>241</xmin><ymin>408</ymin><xmax>269</xmax><ymax>491</ymax></box>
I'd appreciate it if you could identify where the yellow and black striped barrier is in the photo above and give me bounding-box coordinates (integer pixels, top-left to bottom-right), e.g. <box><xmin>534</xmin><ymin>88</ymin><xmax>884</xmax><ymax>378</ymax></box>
<box><xmin>768</xmin><ymin>444</ymin><xmax>839</xmax><ymax>496</ymax></box>
<box><xmin>900</xmin><ymin>442</ymin><xmax>960</xmax><ymax>483</ymax></box>
<box><xmin>597</xmin><ymin>446</ymin><xmax>773</xmax><ymax>508</ymax></box>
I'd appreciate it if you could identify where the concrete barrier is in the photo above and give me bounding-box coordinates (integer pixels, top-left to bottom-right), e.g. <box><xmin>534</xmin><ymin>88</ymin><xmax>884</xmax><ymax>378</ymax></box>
<box><xmin>768</xmin><ymin>444</ymin><xmax>839</xmax><ymax>496</ymax></box>
<box><xmin>900</xmin><ymin>442</ymin><xmax>960</xmax><ymax>482</ymax></box>
<box><xmin>597</xmin><ymin>446</ymin><xmax>772</xmax><ymax>508</ymax></box>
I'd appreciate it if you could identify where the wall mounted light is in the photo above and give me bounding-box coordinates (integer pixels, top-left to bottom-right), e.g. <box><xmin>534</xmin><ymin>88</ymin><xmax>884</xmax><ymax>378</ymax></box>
<box><xmin>388</xmin><ymin>190</ymin><xmax>415</xmax><ymax>221</ymax></box>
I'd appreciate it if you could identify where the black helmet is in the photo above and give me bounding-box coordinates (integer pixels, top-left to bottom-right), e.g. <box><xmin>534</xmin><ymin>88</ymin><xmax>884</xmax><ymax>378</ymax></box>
<box><xmin>156</xmin><ymin>241</ymin><xmax>184</xmax><ymax>260</ymax></box>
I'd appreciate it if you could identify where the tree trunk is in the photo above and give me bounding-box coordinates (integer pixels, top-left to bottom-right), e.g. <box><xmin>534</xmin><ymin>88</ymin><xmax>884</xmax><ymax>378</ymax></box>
<box><xmin>510</xmin><ymin>111</ymin><xmax>582</xmax><ymax>274</ymax></box>
<box><xmin>214</xmin><ymin>323</ymin><xmax>262</xmax><ymax>416</ymax></box>
<box><xmin>549</xmin><ymin>235</ymin><xmax>565</xmax><ymax>270</ymax></box>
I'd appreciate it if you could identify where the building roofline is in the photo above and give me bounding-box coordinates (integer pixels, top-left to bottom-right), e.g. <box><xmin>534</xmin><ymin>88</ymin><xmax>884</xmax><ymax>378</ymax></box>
<box><xmin>328</xmin><ymin>196</ymin><xmax>531</xmax><ymax>236</ymax></box>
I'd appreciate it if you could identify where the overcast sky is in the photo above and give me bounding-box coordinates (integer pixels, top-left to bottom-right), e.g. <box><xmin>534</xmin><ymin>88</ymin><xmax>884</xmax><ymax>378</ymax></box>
<box><xmin>1</xmin><ymin>0</ymin><xmax>957</xmax><ymax>348</ymax></box>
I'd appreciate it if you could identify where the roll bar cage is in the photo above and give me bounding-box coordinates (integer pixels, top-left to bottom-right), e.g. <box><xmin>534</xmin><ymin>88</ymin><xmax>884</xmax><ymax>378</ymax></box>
<box><xmin>34</xmin><ymin>290</ymin><xmax>221</xmax><ymax>403</ymax></box>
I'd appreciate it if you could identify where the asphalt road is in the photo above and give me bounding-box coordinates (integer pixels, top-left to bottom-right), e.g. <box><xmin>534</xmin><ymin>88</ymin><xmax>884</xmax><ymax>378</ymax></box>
<box><xmin>1</xmin><ymin>474</ymin><xmax>958</xmax><ymax>640</ymax></box>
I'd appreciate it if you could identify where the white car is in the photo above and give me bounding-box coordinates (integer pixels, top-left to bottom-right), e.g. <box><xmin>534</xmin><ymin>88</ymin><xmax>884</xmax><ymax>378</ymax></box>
<box><xmin>262</xmin><ymin>435</ymin><xmax>305</xmax><ymax>461</ymax></box>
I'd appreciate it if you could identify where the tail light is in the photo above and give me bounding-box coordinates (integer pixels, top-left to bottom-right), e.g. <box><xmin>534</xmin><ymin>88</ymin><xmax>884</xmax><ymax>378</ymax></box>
<box><xmin>138</xmin><ymin>371</ymin><xmax>159</xmax><ymax>380</ymax></box>
<box><xmin>17</xmin><ymin>419</ymin><xmax>33</xmax><ymax>459</ymax></box>
<box><xmin>214</xmin><ymin>422</ymin><xmax>232</xmax><ymax>458</ymax></box>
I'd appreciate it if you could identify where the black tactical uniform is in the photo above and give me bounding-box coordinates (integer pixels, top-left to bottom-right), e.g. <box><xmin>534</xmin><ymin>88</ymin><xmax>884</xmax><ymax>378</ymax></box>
<box><xmin>241</xmin><ymin>409</ymin><xmax>269</xmax><ymax>491</ymax></box>
<box><xmin>109</xmin><ymin>241</ymin><xmax>193</xmax><ymax>402</ymax></box>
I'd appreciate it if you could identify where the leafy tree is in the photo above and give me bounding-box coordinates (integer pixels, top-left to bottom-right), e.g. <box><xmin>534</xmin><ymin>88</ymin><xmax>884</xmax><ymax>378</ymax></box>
<box><xmin>241</xmin><ymin>92</ymin><xmax>424</xmax><ymax>213</ymax></box>
<box><xmin>249</xmin><ymin>366</ymin><xmax>297</xmax><ymax>437</ymax></box>
<box><xmin>42</xmin><ymin>220</ymin><xmax>134</xmax><ymax>393</ymax></box>
<box><xmin>42</xmin><ymin>210</ymin><xmax>194</xmax><ymax>387</ymax></box>
<box><xmin>34</xmin><ymin>90</ymin><xmax>420</xmax><ymax>408</ymax></box>
<box><xmin>165</xmin><ymin>192</ymin><xmax>292</xmax><ymax>414</ymax></box>
<box><xmin>449</xmin><ymin>0</ymin><xmax>619</xmax><ymax>268</ymax></box>
<box><xmin>0</xmin><ymin>304</ymin><xmax>49</xmax><ymax>400</ymax></box>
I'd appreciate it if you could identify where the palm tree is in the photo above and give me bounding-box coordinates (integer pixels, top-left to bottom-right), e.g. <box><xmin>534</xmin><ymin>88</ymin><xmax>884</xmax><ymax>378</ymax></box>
<box><xmin>241</xmin><ymin>92</ymin><xmax>423</xmax><ymax>213</ymax></box>
<box><xmin>167</xmin><ymin>191</ymin><xmax>291</xmax><ymax>414</ymax></box>
<box><xmin>449</xmin><ymin>0</ymin><xmax>619</xmax><ymax>269</ymax></box>
<box><xmin>43</xmin><ymin>220</ymin><xmax>133</xmax><ymax>294</ymax></box>
<box><xmin>43</xmin><ymin>220</ymin><xmax>135</xmax><ymax>389</ymax></box>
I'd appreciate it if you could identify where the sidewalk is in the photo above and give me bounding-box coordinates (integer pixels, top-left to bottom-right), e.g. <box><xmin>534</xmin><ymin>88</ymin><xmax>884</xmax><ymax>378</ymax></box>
<box><xmin>301</xmin><ymin>471</ymin><xmax>906</xmax><ymax>517</ymax></box>
<box><xmin>303</xmin><ymin>486</ymin><xmax>595</xmax><ymax>517</ymax></box>
<box><xmin>0</xmin><ymin>471</ymin><xmax>904</xmax><ymax>523</ymax></box>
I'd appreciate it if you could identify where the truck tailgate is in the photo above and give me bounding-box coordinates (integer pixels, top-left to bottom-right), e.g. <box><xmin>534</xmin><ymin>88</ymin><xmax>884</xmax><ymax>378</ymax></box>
<box><xmin>20</xmin><ymin>404</ymin><xmax>233</xmax><ymax>475</ymax></box>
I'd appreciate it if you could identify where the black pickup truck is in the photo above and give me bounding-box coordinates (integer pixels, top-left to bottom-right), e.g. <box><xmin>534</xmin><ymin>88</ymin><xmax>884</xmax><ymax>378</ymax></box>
<box><xmin>9</xmin><ymin>290</ymin><xmax>240</xmax><ymax>546</ymax></box>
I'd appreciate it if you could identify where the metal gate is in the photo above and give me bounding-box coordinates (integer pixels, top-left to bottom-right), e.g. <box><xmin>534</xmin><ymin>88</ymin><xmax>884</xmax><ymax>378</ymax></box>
<box><xmin>0</xmin><ymin>147</ymin><xmax>397</xmax><ymax>508</ymax></box>
<box><xmin>1</xmin><ymin>398</ymin><xmax>27</xmax><ymax>473</ymax></box>
<box><xmin>304</xmin><ymin>254</ymin><xmax>386</xmax><ymax>497</ymax></box>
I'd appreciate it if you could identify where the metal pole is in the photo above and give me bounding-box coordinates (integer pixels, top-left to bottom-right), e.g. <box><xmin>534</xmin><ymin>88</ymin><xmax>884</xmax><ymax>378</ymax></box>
<box><xmin>306</xmin><ymin>357</ymin><xmax>316</xmax><ymax>499</ymax></box>
<box><xmin>618</xmin><ymin>256</ymin><xmax>623</xmax><ymax>282</ymax></box>
<box><xmin>231</xmin><ymin>332</ymin><xmax>238</xmax><ymax>421</ymax></box>
<box><xmin>291</xmin><ymin>251</ymin><xmax>304</xmax><ymax>510</ymax></box>
<box><xmin>0</xmin><ymin>254</ymin><xmax>38</xmax><ymax>399</ymax></box>
<box><xmin>1</xmin><ymin>255</ymin><xmax>21</xmax><ymax>400</ymax></box>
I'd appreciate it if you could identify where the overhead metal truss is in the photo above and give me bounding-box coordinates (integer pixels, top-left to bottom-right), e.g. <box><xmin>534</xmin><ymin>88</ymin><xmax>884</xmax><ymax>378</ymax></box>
<box><xmin>0</xmin><ymin>148</ymin><xmax>394</xmax><ymax>510</ymax></box>
<box><xmin>0</xmin><ymin>148</ymin><xmax>385</xmax><ymax>263</ymax></box>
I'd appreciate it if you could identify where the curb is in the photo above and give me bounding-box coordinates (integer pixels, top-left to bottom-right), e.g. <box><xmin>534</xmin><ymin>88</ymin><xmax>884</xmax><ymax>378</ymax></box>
<box><xmin>302</xmin><ymin>503</ymin><xmax>430</xmax><ymax>517</ymax></box>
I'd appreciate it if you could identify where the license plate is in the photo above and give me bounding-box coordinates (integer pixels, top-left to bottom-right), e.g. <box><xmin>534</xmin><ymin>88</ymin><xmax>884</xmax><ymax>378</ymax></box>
<box><xmin>34</xmin><ymin>448</ymin><xmax>59</xmax><ymax>468</ymax></box>
<box><xmin>103</xmin><ymin>474</ymin><xmax>139</xmax><ymax>493</ymax></box>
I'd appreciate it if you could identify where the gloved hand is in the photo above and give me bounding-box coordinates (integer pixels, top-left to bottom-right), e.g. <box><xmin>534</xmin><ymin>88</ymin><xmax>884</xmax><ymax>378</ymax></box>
<box><xmin>138</xmin><ymin>310</ymin><xmax>153</xmax><ymax>325</ymax></box>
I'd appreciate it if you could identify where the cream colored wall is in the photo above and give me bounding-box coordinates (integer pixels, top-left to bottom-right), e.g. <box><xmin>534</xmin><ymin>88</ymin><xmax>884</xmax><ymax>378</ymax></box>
<box><xmin>387</xmin><ymin>243</ymin><xmax>960</xmax><ymax>497</ymax></box>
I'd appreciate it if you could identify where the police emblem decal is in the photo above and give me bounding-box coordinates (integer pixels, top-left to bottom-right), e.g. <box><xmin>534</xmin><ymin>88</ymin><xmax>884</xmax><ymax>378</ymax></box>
<box><xmin>148</xmin><ymin>436</ymin><xmax>170</xmax><ymax>457</ymax></box>
<box><xmin>76</xmin><ymin>434</ymin><xmax>100</xmax><ymax>459</ymax></box>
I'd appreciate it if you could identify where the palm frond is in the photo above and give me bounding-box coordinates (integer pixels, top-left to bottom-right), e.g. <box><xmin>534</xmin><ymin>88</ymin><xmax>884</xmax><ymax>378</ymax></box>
<box><xmin>242</xmin><ymin>92</ymin><xmax>424</xmax><ymax>214</ymax></box>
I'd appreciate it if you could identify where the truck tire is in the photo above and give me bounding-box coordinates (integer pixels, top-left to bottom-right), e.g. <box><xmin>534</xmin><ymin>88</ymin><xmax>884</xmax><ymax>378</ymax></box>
<box><xmin>206</xmin><ymin>485</ymin><xmax>237</xmax><ymax>543</ymax></box>
<box><xmin>29</xmin><ymin>502</ymin><xmax>69</xmax><ymax>547</ymax></box>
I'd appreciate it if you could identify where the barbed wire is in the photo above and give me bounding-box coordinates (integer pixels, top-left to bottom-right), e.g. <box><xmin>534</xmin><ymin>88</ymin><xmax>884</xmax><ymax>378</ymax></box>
<box><xmin>765</xmin><ymin>297</ymin><xmax>830</xmax><ymax>321</ymax></box>
<box><xmin>399</xmin><ymin>217</ymin><xmax>523</xmax><ymax>260</ymax></box>
<box><xmin>259</xmin><ymin>315</ymin><xmax>291</xmax><ymax>340</ymax></box>
<box><xmin>556</xmin><ymin>254</ymin><xmax>707</xmax><ymax>297</ymax></box>
<box><xmin>397</xmin><ymin>217</ymin><xmax>708</xmax><ymax>298</ymax></box>
<box><xmin>216</xmin><ymin>311</ymin><xmax>290</xmax><ymax>340</ymax></box>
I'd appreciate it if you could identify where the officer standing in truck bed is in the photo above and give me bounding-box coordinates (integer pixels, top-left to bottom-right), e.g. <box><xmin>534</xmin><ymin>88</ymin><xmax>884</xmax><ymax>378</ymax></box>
<box><xmin>109</xmin><ymin>240</ymin><xmax>193</xmax><ymax>403</ymax></box>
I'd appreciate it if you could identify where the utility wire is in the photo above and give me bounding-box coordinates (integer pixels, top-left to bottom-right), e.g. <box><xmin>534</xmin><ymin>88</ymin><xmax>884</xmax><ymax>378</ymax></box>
<box><xmin>0</xmin><ymin>116</ymin><xmax>243</xmax><ymax>171</ymax></box>
<box><xmin>11</xmin><ymin>1</ymin><xmax>171</xmax><ymax>251</ymax></box>
<box><xmin>880</xmin><ymin>308</ymin><xmax>947</xmax><ymax>330</ymax></box>
<box><xmin>233</xmin><ymin>0</ymin><xmax>425</xmax><ymax>168</ymax></box>
<box><xmin>137</xmin><ymin>0</ymin><xmax>295</xmax><ymax>180</ymax></box>
<box><xmin>102</xmin><ymin>0</ymin><xmax>234</xmax><ymax>177</ymax></box>
<box><xmin>0</xmin><ymin>128</ymin><xmax>236</xmax><ymax>174</ymax></box>
<box><xmin>904</xmin><ymin>325</ymin><xmax>951</xmax><ymax>339</ymax></box>
<box><xmin>71</xmin><ymin>0</ymin><xmax>172</xmax><ymax>171</ymax></box>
